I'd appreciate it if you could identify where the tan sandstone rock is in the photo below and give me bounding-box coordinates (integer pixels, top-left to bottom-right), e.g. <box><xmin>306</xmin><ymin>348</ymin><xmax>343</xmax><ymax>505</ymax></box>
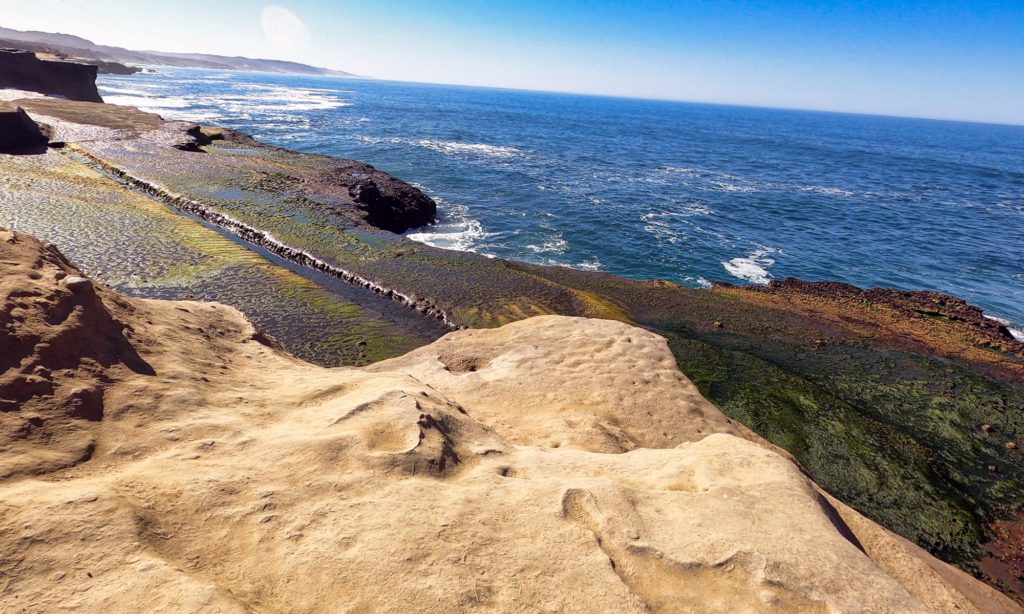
<box><xmin>0</xmin><ymin>229</ymin><xmax>1018</xmax><ymax>613</ymax></box>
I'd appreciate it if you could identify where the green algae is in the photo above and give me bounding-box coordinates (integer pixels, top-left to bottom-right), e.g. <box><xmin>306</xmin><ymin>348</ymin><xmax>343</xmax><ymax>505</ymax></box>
<box><xmin>666</xmin><ymin>328</ymin><xmax>1024</xmax><ymax>570</ymax></box>
<box><xmin>0</xmin><ymin>150</ymin><xmax>443</xmax><ymax>366</ymax></box>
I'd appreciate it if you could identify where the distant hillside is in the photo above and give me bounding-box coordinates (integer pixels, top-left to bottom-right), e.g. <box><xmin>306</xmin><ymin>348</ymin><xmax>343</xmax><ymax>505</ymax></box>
<box><xmin>0</xmin><ymin>26</ymin><xmax>354</xmax><ymax>76</ymax></box>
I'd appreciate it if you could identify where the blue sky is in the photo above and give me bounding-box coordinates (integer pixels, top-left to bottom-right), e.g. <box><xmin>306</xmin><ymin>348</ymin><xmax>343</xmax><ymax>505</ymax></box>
<box><xmin>2</xmin><ymin>0</ymin><xmax>1023</xmax><ymax>124</ymax></box>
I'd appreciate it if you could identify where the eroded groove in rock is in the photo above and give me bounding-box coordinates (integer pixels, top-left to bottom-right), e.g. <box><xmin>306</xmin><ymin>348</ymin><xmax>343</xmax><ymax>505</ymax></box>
<box><xmin>62</xmin><ymin>145</ymin><xmax>460</xmax><ymax>330</ymax></box>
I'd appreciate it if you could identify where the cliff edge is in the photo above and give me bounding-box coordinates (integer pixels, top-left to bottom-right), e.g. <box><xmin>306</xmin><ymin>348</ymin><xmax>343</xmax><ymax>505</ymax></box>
<box><xmin>0</xmin><ymin>229</ymin><xmax>1016</xmax><ymax>613</ymax></box>
<box><xmin>0</xmin><ymin>48</ymin><xmax>102</xmax><ymax>102</ymax></box>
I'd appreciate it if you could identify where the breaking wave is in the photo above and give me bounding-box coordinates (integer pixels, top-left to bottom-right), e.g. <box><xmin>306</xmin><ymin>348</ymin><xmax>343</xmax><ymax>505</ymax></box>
<box><xmin>723</xmin><ymin>248</ymin><xmax>779</xmax><ymax>285</ymax></box>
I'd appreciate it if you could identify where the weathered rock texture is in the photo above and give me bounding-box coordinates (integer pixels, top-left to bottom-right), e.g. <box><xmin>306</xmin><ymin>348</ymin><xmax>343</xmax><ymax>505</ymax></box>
<box><xmin>0</xmin><ymin>229</ymin><xmax>1017</xmax><ymax>613</ymax></box>
<box><xmin>0</xmin><ymin>102</ymin><xmax>49</xmax><ymax>152</ymax></box>
<box><xmin>3</xmin><ymin>95</ymin><xmax>1022</xmax><ymax>597</ymax></box>
<box><xmin>0</xmin><ymin>48</ymin><xmax>102</xmax><ymax>102</ymax></box>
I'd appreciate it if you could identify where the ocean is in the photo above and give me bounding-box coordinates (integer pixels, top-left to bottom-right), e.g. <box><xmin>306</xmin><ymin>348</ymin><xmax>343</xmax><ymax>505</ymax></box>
<box><xmin>98</xmin><ymin>67</ymin><xmax>1024</xmax><ymax>334</ymax></box>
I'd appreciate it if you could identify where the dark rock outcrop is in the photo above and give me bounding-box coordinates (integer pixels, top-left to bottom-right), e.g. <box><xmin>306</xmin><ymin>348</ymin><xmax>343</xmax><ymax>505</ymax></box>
<box><xmin>0</xmin><ymin>48</ymin><xmax>102</xmax><ymax>102</ymax></box>
<box><xmin>90</xmin><ymin>58</ymin><xmax>140</xmax><ymax>75</ymax></box>
<box><xmin>299</xmin><ymin>160</ymin><xmax>437</xmax><ymax>232</ymax></box>
<box><xmin>349</xmin><ymin>175</ymin><xmax>437</xmax><ymax>232</ymax></box>
<box><xmin>0</xmin><ymin>102</ymin><xmax>49</xmax><ymax>153</ymax></box>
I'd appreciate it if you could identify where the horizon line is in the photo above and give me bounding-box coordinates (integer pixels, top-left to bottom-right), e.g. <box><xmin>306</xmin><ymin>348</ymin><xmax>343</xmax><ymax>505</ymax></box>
<box><xmin>157</xmin><ymin>64</ymin><xmax>1023</xmax><ymax>129</ymax></box>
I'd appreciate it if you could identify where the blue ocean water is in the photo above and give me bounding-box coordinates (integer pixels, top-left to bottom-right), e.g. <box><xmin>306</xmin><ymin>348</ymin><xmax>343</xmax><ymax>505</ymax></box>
<box><xmin>98</xmin><ymin>68</ymin><xmax>1024</xmax><ymax>332</ymax></box>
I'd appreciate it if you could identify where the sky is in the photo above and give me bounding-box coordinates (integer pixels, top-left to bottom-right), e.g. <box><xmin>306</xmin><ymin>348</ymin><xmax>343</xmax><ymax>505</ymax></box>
<box><xmin>1</xmin><ymin>0</ymin><xmax>1023</xmax><ymax>125</ymax></box>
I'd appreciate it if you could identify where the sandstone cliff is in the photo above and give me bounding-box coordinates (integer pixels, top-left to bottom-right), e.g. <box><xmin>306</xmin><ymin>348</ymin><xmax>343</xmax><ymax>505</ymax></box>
<box><xmin>0</xmin><ymin>229</ymin><xmax>1017</xmax><ymax>612</ymax></box>
<box><xmin>0</xmin><ymin>48</ymin><xmax>102</xmax><ymax>102</ymax></box>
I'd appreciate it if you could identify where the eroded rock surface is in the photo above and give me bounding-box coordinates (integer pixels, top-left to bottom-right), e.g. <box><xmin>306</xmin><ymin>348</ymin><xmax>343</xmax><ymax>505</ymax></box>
<box><xmin>0</xmin><ymin>229</ymin><xmax>1017</xmax><ymax>613</ymax></box>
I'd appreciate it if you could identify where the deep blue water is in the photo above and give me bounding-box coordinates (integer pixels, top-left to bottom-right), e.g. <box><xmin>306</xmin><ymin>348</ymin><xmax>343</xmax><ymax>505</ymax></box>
<box><xmin>98</xmin><ymin>68</ymin><xmax>1024</xmax><ymax>333</ymax></box>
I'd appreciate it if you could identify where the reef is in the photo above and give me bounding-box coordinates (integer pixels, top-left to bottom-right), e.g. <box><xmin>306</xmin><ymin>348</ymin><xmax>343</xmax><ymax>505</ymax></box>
<box><xmin>1</xmin><ymin>94</ymin><xmax>1022</xmax><ymax>603</ymax></box>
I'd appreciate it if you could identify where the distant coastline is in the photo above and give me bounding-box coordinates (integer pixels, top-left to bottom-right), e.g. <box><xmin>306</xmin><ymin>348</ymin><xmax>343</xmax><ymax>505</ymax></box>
<box><xmin>0</xmin><ymin>25</ymin><xmax>354</xmax><ymax>77</ymax></box>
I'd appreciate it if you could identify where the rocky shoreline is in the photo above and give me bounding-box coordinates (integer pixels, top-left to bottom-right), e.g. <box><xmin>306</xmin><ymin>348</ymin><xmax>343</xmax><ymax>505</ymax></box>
<box><xmin>1</xmin><ymin>79</ymin><xmax>1022</xmax><ymax>604</ymax></box>
<box><xmin>1</xmin><ymin>228</ymin><xmax>1020</xmax><ymax>612</ymax></box>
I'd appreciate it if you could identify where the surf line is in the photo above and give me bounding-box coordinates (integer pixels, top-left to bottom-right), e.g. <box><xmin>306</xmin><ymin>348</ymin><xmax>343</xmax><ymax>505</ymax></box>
<box><xmin>63</xmin><ymin>144</ymin><xmax>461</xmax><ymax>330</ymax></box>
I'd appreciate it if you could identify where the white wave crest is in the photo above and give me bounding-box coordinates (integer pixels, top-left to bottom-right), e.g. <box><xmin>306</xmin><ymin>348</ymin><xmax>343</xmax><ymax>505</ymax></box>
<box><xmin>405</xmin><ymin>199</ymin><xmax>494</xmax><ymax>253</ymax></box>
<box><xmin>358</xmin><ymin>136</ymin><xmax>522</xmax><ymax>159</ymax></box>
<box><xmin>656</xmin><ymin>166</ymin><xmax>758</xmax><ymax>193</ymax></box>
<box><xmin>98</xmin><ymin>86</ymin><xmax>152</xmax><ymax>96</ymax></box>
<box><xmin>794</xmin><ymin>185</ymin><xmax>856</xmax><ymax>197</ymax></box>
<box><xmin>525</xmin><ymin>236</ymin><xmax>568</xmax><ymax>255</ymax></box>
<box><xmin>573</xmin><ymin>258</ymin><xmax>603</xmax><ymax>271</ymax></box>
<box><xmin>418</xmin><ymin>140</ymin><xmax>521</xmax><ymax>158</ymax></box>
<box><xmin>722</xmin><ymin>248</ymin><xmax>779</xmax><ymax>285</ymax></box>
<box><xmin>986</xmin><ymin>316</ymin><xmax>1024</xmax><ymax>341</ymax></box>
<box><xmin>103</xmin><ymin>95</ymin><xmax>191</xmax><ymax>109</ymax></box>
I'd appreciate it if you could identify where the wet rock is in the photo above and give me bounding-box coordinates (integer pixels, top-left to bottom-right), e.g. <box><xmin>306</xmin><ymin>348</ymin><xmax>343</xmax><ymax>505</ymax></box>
<box><xmin>292</xmin><ymin>157</ymin><xmax>436</xmax><ymax>233</ymax></box>
<box><xmin>173</xmin><ymin>125</ymin><xmax>226</xmax><ymax>152</ymax></box>
<box><xmin>759</xmin><ymin>277</ymin><xmax>1024</xmax><ymax>349</ymax></box>
<box><xmin>349</xmin><ymin>177</ymin><xmax>437</xmax><ymax>233</ymax></box>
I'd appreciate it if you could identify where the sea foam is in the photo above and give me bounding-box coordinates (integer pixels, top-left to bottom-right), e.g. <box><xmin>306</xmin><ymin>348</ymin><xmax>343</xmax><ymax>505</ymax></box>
<box><xmin>723</xmin><ymin>248</ymin><xmax>779</xmax><ymax>285</ymax></box>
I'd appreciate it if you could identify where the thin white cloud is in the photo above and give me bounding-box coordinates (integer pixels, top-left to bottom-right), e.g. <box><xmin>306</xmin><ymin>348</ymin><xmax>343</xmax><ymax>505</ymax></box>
<box><xmin>261</xmin><ymin>5</ymin><xmax>309</xmax><ymax>49</ymax></box>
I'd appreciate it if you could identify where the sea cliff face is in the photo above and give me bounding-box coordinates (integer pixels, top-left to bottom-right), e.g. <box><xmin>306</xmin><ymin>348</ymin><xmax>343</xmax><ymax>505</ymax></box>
<box><xmin>0</xmin><ymin>228</ymin><xmax>1017</xmax><ymax>612</ymax></box>
<box><xmin>0</xmin><ymin>49</ymin><xmax>102</xmax><ymax>102</ymax></box>
<box><xmin>1</xmin><ymin>94</ymin><xmax>1022</xmax><ymax>602</ymax></box>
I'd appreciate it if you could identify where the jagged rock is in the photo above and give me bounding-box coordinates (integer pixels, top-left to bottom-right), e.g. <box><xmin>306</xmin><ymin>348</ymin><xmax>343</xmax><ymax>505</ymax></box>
<box><xmin>62</xmin><ymin>275</ymin><xmax>92</xmax><ymax>293</ymax></box>
<box><xmin>348</xmin><ymin>174</ymin><xmax>437</xmax><ymax>232</ymax></box>
<box><xmin>281</xmin><ymin>156</ymin><xmax>437</xmax><ymax>232</ymax></box>
<box><xmin>0</xmin><ymin>102</ymin><xmax>49</xmax><ymax>152</ymax></box>
<box><xmin>0</xmin><ymin>48</ymin><xmax>103</xmax><ymax>102</ymax></box>
<box><xmin>0</xmin><ymin>229</ymin><xmax>1017</xmax><ymax>612</ymax></box>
